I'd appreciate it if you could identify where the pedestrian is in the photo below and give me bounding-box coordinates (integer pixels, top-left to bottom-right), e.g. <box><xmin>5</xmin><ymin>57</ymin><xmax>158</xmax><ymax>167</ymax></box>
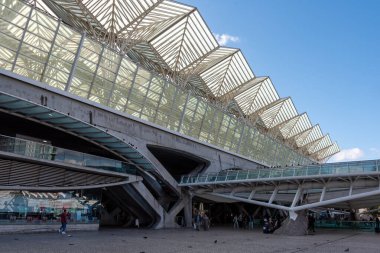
<box><xmin>58</xmin><ymin>209</ymin><xmax>68</xmax><ymax>234</ymax></box>
<box><xmin>203</xmin><ymin>213</ymin><xmax>210</xmax><ymax>231</ymax></box>
<box><xmin>135</xmin><ymin>217</ymin><xmax>140</xmax><ymax>228</ymax></box>
<box><xmin>238</xmin><ymin>213</ymin><xmax>243</xmax><ymax>228</ymax></box>
<box><xmin>248</xmin><ymin>214</ymin><xmax>254</xmax><ymax>230</ymax></box>
<box><xmin>194</xmin><ymin>212</ymin><xmax>201</xmax><ymax>231</ymax></box>
<box><xmin>233</xmin><ymin>215</ymin><xmax>239</xmax><ymax>229</ymax></box>
<box><xmin>375</xmin><ymin>217</ymin><xmax>379</xmax><ymax>233</ymax></box>
<box><xmin>308</xmin><ymin>214</ymin><xmax>315</xmax><ymax>233</ymax></box>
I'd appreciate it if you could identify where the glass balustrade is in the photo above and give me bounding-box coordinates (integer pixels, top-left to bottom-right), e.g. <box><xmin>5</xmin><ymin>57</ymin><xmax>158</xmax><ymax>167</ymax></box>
<box><xmin>0</xmin><ymin>134</ymin><xmax>137</xmax><ymax>175</ymax></box>
<box><xmin>179</xmin><ymin>160</ymin><xmax>380</xmax><ymax>184</ymax></box>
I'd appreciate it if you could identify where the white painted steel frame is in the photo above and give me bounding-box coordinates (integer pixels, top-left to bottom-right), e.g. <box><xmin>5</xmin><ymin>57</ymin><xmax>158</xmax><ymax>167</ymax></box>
<box><xmin>0</xmin><ymin>0</ymin><xmax>339</xmax><ymax>162</ymax></box>
<box><xmin>182</xmin><ymin>160</ymin><xmax>380</xmax><ymax>211</ymax></box>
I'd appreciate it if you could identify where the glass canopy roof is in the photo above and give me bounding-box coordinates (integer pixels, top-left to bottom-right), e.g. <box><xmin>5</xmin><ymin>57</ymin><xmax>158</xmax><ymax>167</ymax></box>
<box><xmin>6</xmin><ymin>0</ymin><xmax>339</xmax><ymax>162</ymax></box>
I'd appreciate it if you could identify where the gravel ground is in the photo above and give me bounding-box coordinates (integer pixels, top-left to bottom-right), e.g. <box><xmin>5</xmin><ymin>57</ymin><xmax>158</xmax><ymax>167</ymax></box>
<box><xmin>0</xmin><ymin>227</ymin><xmax>378</xmax><ymax>253</ymax></box>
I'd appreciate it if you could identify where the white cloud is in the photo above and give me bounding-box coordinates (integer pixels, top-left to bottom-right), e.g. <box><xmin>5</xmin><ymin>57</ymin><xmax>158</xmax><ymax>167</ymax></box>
<box><xmin>214</xmin><ymin>33</ymin><xmax>239</xmax><ymax>46</ymax></box>
<box><xmin>329</xmin><ymin>148</ymin><xmax>364</xmax><ymax>162</ymax></box>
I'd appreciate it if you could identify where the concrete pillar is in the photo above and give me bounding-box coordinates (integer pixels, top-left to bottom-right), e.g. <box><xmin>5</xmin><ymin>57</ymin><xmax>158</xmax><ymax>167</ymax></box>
<box><xmin>274</xmin><ymin>210</ymin><xmax>308</xmax><ymax>236</ymax></box>
<box><xmin>183</xmin><ymin>192</ymin><xmax>193</xmax><ymax>228</ymax></box>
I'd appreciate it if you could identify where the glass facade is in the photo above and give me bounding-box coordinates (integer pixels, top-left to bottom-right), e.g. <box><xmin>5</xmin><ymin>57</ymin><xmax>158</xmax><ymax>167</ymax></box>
<box><xmin>0</xmin><ymin>190</ymin><xmax>101</xmax><ymax>224</ymax></box>
<box><xmin>0</xmin><ymin>0</ymin><xmax>312</xmax><ymax>167</ymax></box>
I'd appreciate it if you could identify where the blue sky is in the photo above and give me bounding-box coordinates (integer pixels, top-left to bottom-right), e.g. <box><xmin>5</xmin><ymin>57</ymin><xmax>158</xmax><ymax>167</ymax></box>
<box><xmin>182</xmin><ymin>0</ymin><xmax>380</xmax><ymax>162</ymax></box>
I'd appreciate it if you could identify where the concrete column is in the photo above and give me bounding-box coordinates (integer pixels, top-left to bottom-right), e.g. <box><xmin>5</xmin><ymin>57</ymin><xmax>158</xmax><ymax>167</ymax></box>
<box><xmin>183</xmin><ymin>192</ymin><xmax>193</xmax><ymax>228</ymax></box>
<box><xmin>274</xmin><ymin>210</ymin><xmax>308</xmax><ymax>236</ymax></box>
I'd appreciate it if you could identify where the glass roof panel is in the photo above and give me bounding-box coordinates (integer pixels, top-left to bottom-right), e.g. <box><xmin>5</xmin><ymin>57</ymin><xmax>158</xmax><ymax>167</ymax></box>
<box><xmin>258</xmin><ymin>98</ymin><xmax>298</xmax><ymax>129</ymax></box>
<box><xmin>199</xmin><ymin>50</ymin><xmax>254</xmax><ymax>97</ymax></box>
<box><xmin>309</xmin><ymin>135</ymin><xmax>333</xmax><ymax>154</ymax></box>
<box><xmin>295</xmin><ymin>125</ymin><xmax>323</xmax><ymax>147</ymax></box>
<box><xmin>283</xmin><ymin>113</ymin><xmax>313</xmax><ymax>139</ymax></box>
<box><xmin>319</xmin><ymin>142</ymin><xmax>340</xmax><ymax>160</ymax></box>
<box><xmin>149</xmin><ymin>10</ymin><xmax>218</xmax><ymax>72</ymax></box>
<box><xmin>235</xmin><ymin>78</ymin><xmax>279</xmax><ymax>115</ymax></box>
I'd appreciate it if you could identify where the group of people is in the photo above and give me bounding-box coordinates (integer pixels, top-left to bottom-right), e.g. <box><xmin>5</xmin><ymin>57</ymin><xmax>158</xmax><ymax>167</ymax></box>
<box><xmin>231</xmin><ymin>213</ymin><xmax>282</xmax><ymax>233</ymax></box>
<box><xmin>263</xmin><ymin>216</ymin><xmax>282</xmax><ymax>233</ymax></box>
<box><xmin>193</xmin><ymin>209</ymin><xmax>210</xmax><ymax>231</ymax></box>
<box><xmin>232</xmin><ymin>213</ymin><xmax>254</xmax><ymax>230</ymax></box>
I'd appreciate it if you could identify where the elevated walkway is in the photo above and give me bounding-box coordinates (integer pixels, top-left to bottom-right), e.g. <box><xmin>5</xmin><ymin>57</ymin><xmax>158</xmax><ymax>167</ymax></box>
<box><xmin>179</xmin><ymin>160</ymin><xmax>380</xmax><ymax>212</ymax></box>
<box><xmin>0</xmin><ymin>134</ymin><xmax>142</xmax><ymax>190</ymax></box>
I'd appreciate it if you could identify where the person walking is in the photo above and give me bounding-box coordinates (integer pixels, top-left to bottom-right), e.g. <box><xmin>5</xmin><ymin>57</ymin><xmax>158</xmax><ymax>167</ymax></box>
<box><xmin>58</xmin><ymin>209</ymin><xmax>68</xmax><ymax>234</ymax></box>
<box><xmin>135</xmin><ymin>218</ymin><xmax>140</xmax><ymax>228</ymax></box>
<box><xmin>308</xmin><ymin>214</ymin><xmax>315</xmax><ymax>233</ymax></box>
<box><xmin>203</xmin><ymin>213</ymin><xmax>210</xmax><ymax>231</ymax></box>
<box><xmin>233</xmin><ymin>215</ymin><xmax>239</xmax><ymax>229</ymax></box>
<box><xmin>375</xmin><ymin>217</ymin><xmax>379</xmax><ymax>233</ymax></box>
<box><xmin>248</xmin><ymin>214</ymin><xmax>254</xmax><ymax>230</ymax></box>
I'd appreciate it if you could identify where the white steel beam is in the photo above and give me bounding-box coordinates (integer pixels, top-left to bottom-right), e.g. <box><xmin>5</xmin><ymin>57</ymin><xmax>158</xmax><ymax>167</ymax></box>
<box><xmin>292</xmin><ymin>188</ymin><xmax>380</xmax><ymax>212</ymax></box>
<box><xmin>248</xmin><ymin>190</ymin><xmax>256</xmax><ymax>200</ymax></box>
<box><xmin>320</xmin><ymin>186</ymin><xmax>326</xmax><ymax>202</ymax></box>
<box><xmin>291</xmin><ymin>186</ymin><xmax>302</xmax><ymax>208</ymax></box>
<box><xmin>209</xmin><ymin>192</ymin><xmax>290</xmax><ymax>211</ymax></box>
<box><xmin>269</xmin><ymin>187</ymin><xmax>278</xmax><ymax>204</ymax></box>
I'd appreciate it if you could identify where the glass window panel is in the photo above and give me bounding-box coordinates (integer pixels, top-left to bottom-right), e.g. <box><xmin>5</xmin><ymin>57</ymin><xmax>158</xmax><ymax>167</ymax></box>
<box><xmin>19</xmin><ymin>44</ymin><xmax>48</xmax><ymax>65</ymax></box>
<box><xmin>97</xmin><ymin>66</ymin><xmax>116</xmax><ymax>81</ymax></box>
<box><xmin>89</xmin><ymin>76</ymin><xmax>113</xmax><ymax>103</ymax></box>
<box><xmin>27</xmin><ymin>20</ymin><xmax>55</xmax><ymax>42</ymax></box>
<box><xmin>77</xmin><ymin>57</ymin><xmax>97</xmax><ymax>74</ymax></box>
<box><xmin>135</xmin><ymin>73</ymin><xmax>150</xmax><ymax>88</ymax></box>
<box><xmin>0</xmin><ymin>45</ymin><xmax>16</xmax><ymax>69</ymax></box>
<box><xmin>239</xmin><ymin>127</ymin><xmax>251</xmax><ymax>156</ymax></box>
<box><xmin>0</xmin><ymin>4</ymin><xmax>30</xmax><ymax>27</ymax></box>
<box><xmin>23</xmin><ymin>31</ymin><xmax>51</xmax><ymax>52</ymax></box>
<box><xmin>136</xmin><ymin>67</ymin><xmax>151</xmax><ymax>81</ymax></box>
<box><xmin>43</xmin><ymin>76</ymin><xmax>66</xmax><ymax>90</ymax></box>
<box><xmin>30</xmin><ymin>10</ymin><xmax>57</xmax><ymax>31</ymax></box>
<box><xmin>0</xmin><ymin>19</ymin><xmax>25</xmax><ymax>41</ymax></box>
<box><xmin>69</xmin><ymin>87</ymin><xmax>89</xmax><ymax>98</ymax></box>
<box><xmin>5</xmin><ymin>0</ymin><xmax>31</xmax><ymax>16</ymax></box>
<box><xmin>119</xmin><ymin>58</ymin><xmax>137</xmax><ymax>77</ymax></box>
<box><xmin>51</xmin><ymin>45</ymin><xmax>76</xmax><ymax>64</ymax></box>
<box><xmin>13</xmin><ymin>65</ymin><xmax>41</xmax><ymax>80</ymax></box>
<box><xmin>155</xmin><ymin>85</ymin><xmax>176</xmax><ymax>127</ymax></box>
<box><xmin>43</xmin><ymin>65</ymin><xmax>70</xmax><ymax>84</ymax></box>
<box><xmin>207</xmin><ymin>110</ymin><xmax>223</xmax><ymax>145</ymax></box>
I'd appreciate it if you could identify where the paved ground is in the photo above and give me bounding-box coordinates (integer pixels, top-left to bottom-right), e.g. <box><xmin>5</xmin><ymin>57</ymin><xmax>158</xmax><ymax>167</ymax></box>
<box><xmin>0</xmin><ymin>227</ymin><xmax>378</xmax><ymax>253</ymax></box>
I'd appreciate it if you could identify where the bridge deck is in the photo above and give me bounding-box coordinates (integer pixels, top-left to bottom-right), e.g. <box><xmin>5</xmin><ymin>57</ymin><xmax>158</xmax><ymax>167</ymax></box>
<box><xmin>179</xmin><ymin>159</ymin><xmax>380</xmax><ymax>186</ymax></box>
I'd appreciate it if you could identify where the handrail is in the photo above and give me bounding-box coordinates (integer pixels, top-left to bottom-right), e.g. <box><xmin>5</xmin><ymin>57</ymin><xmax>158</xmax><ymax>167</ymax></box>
<box><xmin>179</xmin><ymin>159</ymin><xmax>380</xmax><ymax>185</ymax></box>
<box><xmin>0</xmin><ymin>134</ymin><xmax>137</xmax><ymax>175</ymax></box>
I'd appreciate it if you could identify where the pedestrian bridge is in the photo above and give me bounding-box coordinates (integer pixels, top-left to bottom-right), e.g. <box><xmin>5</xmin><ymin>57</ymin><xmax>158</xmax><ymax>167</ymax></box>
<box><xmin>179</xmin><ymin>160</ymin><xmax>380</xmax><ymax>212</ymax></box>
<box><xmin>0</xmin><ymin>134</ymin><xmax>141</xmax><ymax>190</ymax></box>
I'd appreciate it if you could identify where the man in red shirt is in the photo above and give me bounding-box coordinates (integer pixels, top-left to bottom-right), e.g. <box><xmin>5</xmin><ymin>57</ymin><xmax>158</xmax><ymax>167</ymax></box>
<box><xmin>58</xmin><ymin>209</ymin><xmax>68</xmax><ymax>234</ymax></box>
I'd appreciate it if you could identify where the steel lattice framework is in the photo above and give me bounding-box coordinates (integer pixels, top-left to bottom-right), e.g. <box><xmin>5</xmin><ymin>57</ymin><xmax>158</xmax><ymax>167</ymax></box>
<box><xmin>1</xmin><ymin>0</ymin><xmax>340</xmax><ymax>163</ymax></box>
<box><xmin>180</xmin><ymin>160</ymin><xmax>380</xmax><ymax>212</ymax></box>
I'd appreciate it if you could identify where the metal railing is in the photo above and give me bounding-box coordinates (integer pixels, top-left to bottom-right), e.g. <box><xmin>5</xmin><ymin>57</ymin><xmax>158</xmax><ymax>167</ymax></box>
<box><xmin>179</xmin><ymin>160</ymin><xmax>380</xmax><ymax>185</ymax></box>
<box><xmin>316</xmin><ymin>220</ymin><xmax>377</xmax><ymax>230</ymax></box>
<box><xmin>0</xmin><ymin>134</ymin><xmax>137</xmax><ymax>175</ymax></box>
